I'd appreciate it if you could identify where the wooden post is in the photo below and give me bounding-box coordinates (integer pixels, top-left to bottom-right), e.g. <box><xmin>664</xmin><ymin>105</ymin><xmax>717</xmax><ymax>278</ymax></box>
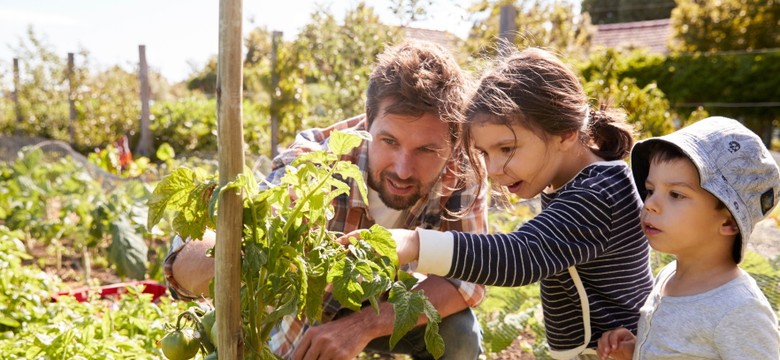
<box><xmin>67</xmin><ymin>53</ymin><xmax>76</xmax><ymax>144</ymax></box>
<box><xmin>499</xmin><ymin>5</ymin><xmax>517</xmax><ymax>55</ymax></box>
<box><xmin>13</xmin><ymin>58</ymin><xmax>22</xmax><ymax>134</ymax></box>
<box><xmin>270</xmin><ymin>30</ymin><xmax>282</xmax><ymax>158</ymax></box>
<box><xmin>216</xmin><ymin>0</ymin><xmax>245</xmax><ymax>358</ymax></box>
<box><xmin>136</xmin><ymin>45</ymin><xmax>153</xmax><ymax>157</ymax></box>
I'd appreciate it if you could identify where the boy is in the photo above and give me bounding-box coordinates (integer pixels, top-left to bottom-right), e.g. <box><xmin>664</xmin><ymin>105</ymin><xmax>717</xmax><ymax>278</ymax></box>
<box><xmin>597</xmin><ymin>116</ymin><xmax>780</xmax><ymax>359</ymax></box>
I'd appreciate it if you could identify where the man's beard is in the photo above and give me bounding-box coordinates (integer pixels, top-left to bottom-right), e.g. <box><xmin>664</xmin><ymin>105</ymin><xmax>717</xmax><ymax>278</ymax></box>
<box><xmin>367</xmin><ymin>171</ymin><xmax>425</xmax><ymax>210</ymax></box>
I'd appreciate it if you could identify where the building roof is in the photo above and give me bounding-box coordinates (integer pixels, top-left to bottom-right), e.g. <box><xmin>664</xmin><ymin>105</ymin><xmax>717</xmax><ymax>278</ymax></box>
<box><xmin>592</xmin><ymin>18</ymin><xmax>672</xmax><ymax>54</ymax></box>
<box><xmin>402</xmin><ymin>27</ymin><xmax>459</xmax><ymax>50</ymax></box>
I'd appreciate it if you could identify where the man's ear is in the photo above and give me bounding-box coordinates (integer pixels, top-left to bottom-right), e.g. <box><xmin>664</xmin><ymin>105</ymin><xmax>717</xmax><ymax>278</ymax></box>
<box><xmin>719</xmin><ymin>215</ymin><xmax>739</xmax><ymax>237</ymax></box>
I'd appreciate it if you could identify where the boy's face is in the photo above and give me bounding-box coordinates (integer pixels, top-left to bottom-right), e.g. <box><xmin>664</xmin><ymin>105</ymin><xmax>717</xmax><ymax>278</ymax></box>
<box><xmin>366</xmin><ymin>98</ymin><xmax>452</xmax><ymax>210</ymax></box>
<box><xmin>641</xmin><ymin>156</ymin><xmax>736</xmax><ymax>260</ymax></box>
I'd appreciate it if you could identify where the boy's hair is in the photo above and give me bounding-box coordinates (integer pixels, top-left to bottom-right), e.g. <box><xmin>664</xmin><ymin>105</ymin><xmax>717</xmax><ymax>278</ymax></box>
<box><xmin>365</xmin><ymin>40</ymin><xmax>468</xmax><ymax>151</ymax></box>
<box><xmin>631</xmin><ymin>116</ymin><xmax>780</xmax><ymax>263</ymax></box>
<box><xmin>645</xmin><ymin>141</ymin><xmax>727</xmax><ymax>211</ymax></box>
<box><xmin>463</xmin><ymin>48</ymin><xmax>635</xmax><ymax>199</ymax></box>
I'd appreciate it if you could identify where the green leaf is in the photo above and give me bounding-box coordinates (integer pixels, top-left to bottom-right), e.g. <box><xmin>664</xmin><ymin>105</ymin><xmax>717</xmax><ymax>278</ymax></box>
<box><xmin>328</xmin><ymin>260</ymin><xmax>364</xmax><ymax>310</ymax></box>
<box><xmin>146</xmin><ymin>167</ymin><xmax>196</xmax><ymax>229</ymax></box>
<box><xmin>422</xmin><ymin>298</ymin><xmax>444</xmax><ymax>358</ymax></box>
<box><xmin>361</xmin><ymin>225</ymin><xmax>398</xmax><ymax>268</ymax></box>
<box><xmin>108</xmin><ymin>217</ymin><xmax>148</xmax><ymax>280</ymax></box>
<box><xmin>155</xmin><ymin>142</ymin><xmax>176</xmax><ymax>161</ymax></box>
<box><xmin>387</xmin><ymin>281</ymin><xmax>426</xmax><ymax>349</ymax></box>
<box><xmin>329</xmin><ymin>130</ymin><xmax>370</xmax><ymax>156</ymax></box>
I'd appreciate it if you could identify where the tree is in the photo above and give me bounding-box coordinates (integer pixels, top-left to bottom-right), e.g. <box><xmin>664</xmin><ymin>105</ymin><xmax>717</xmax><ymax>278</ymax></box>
<box><xmin>464</xmin><ymin>0</ymin><xmax>594</xmax><ymax>61</ymax></box>
<box><xmin>671</xmin><ymin>0</ymin><xmax>779</xmax><ymax>52</ymax></box>
<box><xmin>7</xmin><ymin>27</ymin><xmax>71</xmax><ymax>139</ymax></box>
<box><xmin>293</xmin><ymin>2</ymin><xmax>399</xmax><ymax>130</ymax></box>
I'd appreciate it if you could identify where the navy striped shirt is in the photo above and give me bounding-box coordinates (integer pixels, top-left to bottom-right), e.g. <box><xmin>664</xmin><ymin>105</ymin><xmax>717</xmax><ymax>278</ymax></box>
<box><xmin>447</xmin><ymin>161</ymin><xmax>653</xmax><ymax>353</ymax></box>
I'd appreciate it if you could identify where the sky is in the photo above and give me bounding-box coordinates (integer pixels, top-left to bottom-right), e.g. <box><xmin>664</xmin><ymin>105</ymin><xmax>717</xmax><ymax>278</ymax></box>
<box><xmin>0</xmin><ymin>0</ymin><xmax>476</xmax><ymax>83</ymax></box>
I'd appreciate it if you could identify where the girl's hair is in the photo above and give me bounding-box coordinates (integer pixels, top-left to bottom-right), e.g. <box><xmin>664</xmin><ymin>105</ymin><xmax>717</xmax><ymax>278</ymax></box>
<box><xmin>465</xmin><ymin>48</ymin><xmax>635</xmax><ymax>195</ymax></box>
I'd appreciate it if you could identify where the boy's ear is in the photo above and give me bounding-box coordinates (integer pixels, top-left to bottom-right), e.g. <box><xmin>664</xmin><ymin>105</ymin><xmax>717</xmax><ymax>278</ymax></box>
<box><xmin>719</xmin><ymin>215</ymin><xmax>739</xmax><ymax>237</ymax></box>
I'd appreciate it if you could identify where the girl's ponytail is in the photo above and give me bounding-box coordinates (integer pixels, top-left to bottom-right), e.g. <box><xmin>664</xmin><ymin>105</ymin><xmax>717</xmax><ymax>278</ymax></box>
<box><xmin>586</xmin><ymin>106</ymin><xmax>635</xmax><ymax>161</ymax></box>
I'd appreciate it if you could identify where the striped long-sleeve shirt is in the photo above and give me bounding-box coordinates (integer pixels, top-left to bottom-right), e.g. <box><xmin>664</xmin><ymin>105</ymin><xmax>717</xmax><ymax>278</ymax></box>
<box><xmin>417</xmin><ymin>161</ymin><xmax>653</xmax><ymax>358</ymax></box>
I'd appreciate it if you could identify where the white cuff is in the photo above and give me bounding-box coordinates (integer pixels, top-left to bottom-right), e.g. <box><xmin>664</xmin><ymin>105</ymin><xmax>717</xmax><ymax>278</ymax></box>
<box><xmin>415</xmin><ymin>228</ymin><xmax>454</xmax><ymax>276</ymax></box>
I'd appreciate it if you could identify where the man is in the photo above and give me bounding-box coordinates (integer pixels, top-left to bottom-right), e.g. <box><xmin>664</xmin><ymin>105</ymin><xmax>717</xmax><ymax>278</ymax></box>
<box><xmin>165</xmin><ymin>40</ymin><xmax>488</xmax><ymax>359</ymax></box>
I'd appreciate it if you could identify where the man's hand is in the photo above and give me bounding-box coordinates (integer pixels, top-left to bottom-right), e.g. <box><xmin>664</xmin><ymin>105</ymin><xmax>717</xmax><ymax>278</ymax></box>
<box><xmin>338</xmin><ymin>228</ymin><xmax>420</xmax><ymax>265</ymax></box>
<box><xmin>292</xmin><ymin>307</ymin><xmax>382</xmax><ymax>360</ymax></box>
<box><xmin>170</xmin><ymin>230</ymin><xmax>216</xmax><ymax>297</ymax></box>
<box><xmin>596</xmin><ymin>327</ymin><xmax>636</xmax><ymax>360</ymax></box>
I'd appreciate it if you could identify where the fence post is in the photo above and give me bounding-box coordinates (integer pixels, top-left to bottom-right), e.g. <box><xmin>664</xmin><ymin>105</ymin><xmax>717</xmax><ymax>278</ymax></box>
<box><xmin>216</xmin><ymin>0</ymin><xmax>245</xmax><ymax>357</ymax></box>
<box><xmin>67</xmin><ymin>53</ymin><xmax>76</xmax><ymax>144</ymax></box>
<box><xmin>136</xmin><ymin>45</ymin><xmax>153</xmax><ymax>157</ymax></box>
<box><xmin>499</xmin><ymin>5</ymin><xmax>517</xmax><ymax>55</ymax></box>
<box><xmin>270</xmin><ymin>30</ymin><xmax>282</xmax><ymax>158</ymax></box>
<box><xmin>13</xmin><ymin>58</ymin><xmax>22</xmax><ymax>134</ymax></box>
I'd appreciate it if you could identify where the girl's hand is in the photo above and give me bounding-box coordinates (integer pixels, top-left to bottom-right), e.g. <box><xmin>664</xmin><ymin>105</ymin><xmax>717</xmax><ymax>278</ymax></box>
<box><xmin>597</xmin><ymin>327</ymin><xmax>636</xmax><ymax>360</ymax></box>
<box><xmin>336</xmin><ymin>228</ymin><xmax>420</xmax><ymax>265</ymax></box>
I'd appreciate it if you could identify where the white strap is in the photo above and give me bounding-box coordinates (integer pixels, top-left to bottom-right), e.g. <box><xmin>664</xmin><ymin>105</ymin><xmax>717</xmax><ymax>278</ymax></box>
<box><xmin>548</xmin><ymin>266</ymin><xmax>592</xmax><ymax>359</ymax></box>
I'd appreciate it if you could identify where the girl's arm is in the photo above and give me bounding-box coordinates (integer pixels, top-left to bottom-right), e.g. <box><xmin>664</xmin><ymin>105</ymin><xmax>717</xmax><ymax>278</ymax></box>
<box><xmin>415</xmin><ymin>189</ymin><xmax>620</xmax><ymax>287</ymax></box>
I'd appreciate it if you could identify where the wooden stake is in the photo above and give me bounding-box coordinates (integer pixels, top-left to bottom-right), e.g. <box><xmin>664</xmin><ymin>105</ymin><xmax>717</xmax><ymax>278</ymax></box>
<box><xmin>216</xmin><ymin>0</ymin><xmax>245</xmax><ymax>358</ymax></box>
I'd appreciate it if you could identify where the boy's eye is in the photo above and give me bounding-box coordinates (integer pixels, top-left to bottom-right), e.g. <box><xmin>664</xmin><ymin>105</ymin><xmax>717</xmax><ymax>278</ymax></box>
<box><xmin>643</xmin><ymin>188</ymin><xmax>654</xmax><ymax>199</ymax></box>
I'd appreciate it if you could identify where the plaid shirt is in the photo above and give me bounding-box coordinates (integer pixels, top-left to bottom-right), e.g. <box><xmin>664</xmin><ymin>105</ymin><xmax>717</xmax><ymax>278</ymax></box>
<box><xmin>165</xmin><ymin>115</ymin><xmax>488</xmax><ymax>357</ymax></box>
<box><xmin>267</xmin><ymin>115</ymin><xmax>487</xmax><ymax>358</ymax></box>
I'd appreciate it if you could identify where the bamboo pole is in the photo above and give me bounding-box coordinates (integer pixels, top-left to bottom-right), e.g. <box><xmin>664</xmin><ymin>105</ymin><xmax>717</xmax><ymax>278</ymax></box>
<box><xmin>216</xmin><ymin>0</ymin><xmax>245</xmax><ymax>358</ymax></box>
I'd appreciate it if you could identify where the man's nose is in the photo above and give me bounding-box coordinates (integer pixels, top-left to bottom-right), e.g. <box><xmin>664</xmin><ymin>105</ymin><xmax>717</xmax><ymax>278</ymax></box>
<box><xmin>394</xmin><ymin>151</ymin><xmax>415</xmax><ymax>179</ymax></box>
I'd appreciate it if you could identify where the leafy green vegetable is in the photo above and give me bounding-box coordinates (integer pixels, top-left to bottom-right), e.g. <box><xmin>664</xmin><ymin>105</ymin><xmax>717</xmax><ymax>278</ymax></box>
<box><xmin>148</xmin><ymin>130</ymin><xmax>441</xmax><ymax>358</ymax></box>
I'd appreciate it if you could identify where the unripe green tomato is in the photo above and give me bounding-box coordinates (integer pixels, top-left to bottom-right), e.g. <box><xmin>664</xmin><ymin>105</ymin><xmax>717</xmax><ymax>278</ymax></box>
<box><xmin>160</xmin><ymin>328</ymin><xmax>200</xmax><ymax>360</ymax></box>
<box><xmin>211</xmin><ymin>321</ymin><xmax>219</xmax><ymax>346</ymax></box>
<box><xmin>200</xmin><ymin>310</ymin><xmax>216</xmax><ymax>343</ymax></box>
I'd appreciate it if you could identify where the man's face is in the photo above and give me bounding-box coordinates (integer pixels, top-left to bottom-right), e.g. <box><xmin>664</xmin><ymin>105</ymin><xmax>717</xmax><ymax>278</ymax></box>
<box><xmin>367</xmin><ymin>99</ymin><xmax>452</xmax><ymax>210</ymax></box>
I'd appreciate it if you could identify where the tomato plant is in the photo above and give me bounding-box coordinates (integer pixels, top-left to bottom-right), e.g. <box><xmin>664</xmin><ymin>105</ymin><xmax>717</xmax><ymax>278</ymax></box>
<box><xmin>148</xmin><ymin>130</ymin><xmax>443</xmax><ymax>358</ymax></box>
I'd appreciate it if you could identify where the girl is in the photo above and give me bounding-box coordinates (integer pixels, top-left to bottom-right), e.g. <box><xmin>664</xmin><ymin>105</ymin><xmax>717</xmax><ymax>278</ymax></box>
<box><xmin>377</xmin><ymin>48</ymin><xmax>654</xmax><ymax>359</ymax></box>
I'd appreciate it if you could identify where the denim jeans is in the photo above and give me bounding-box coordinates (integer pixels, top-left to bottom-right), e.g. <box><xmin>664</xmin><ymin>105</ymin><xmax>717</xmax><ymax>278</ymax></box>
<box><xmin>363</xmin><ymin>307</ymin><xmax>483</xmax><ymax>360</ymax></box>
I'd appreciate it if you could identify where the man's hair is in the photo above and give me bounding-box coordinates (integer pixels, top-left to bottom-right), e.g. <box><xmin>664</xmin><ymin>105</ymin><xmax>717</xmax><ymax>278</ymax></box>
<box><xmin>365</xmin><ymin>40</ymin><xmax>468</xmax><ymax>149</ymax></box>
<box><xmin>646</xmin><ymin>141</ymin><xmax>727</xmax><ymax>211</ymax></box>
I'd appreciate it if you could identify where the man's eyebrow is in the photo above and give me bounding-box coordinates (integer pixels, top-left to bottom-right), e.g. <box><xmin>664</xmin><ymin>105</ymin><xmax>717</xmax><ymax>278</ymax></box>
<box><xmin>376</xmin><ymin>129</ymin><xmax>448</xmax><ymax>150</ymax></box>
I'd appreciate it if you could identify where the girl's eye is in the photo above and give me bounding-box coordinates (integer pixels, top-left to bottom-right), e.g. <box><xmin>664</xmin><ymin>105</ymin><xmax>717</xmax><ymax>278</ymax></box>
<box><xmin>499</xmin><ymin>147</ymin><xmax>513</xmax><ymax>154</ymax></box>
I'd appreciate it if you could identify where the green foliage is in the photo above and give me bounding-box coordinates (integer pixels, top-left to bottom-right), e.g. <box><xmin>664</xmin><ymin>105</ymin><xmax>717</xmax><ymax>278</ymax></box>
<box><xmin>293</xmin><ymin>3</ymin><xmax>399</xmax><ymax>130</ymax></box>
<box><xmin>464</xmin><ymin>0</ymin><xmax>593</xmax><ymax>59</ymax></box>
<box><xmin>148</xmin><ymin>131</ymin><xmax>440</xmax><ymax>358</ymax></box>
<box><xmin>578</xmin><ymin>48</ymin><xmax>675</xmax><ymax>137</ymax></box>
<box><xmin>0</xmin><ymin>148</ymin><xmax>153</xmax><ymax>280</ymax></box>
<box><xmin>6</xmin><ymin>27</ymin><xmax>71</xmax><ymax>139</ymax></box>
<box><xmin>150</xmin><ymin>97</ymin><xmax>271</xmax><ymax>157</ymax></box>
<box><xmin>0</xmin><ymin>225</ymin><xmax>188</xmax><ymax>358</ymax></box>
<box><xmin>671</xmin><ymin>0</ymin><xmax>779</xmax><ymax>53</ymax></box>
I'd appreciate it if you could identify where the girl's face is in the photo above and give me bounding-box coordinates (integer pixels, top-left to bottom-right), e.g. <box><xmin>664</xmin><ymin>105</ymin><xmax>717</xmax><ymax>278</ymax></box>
<box><xmin>471</xmin><ymin>122</ymin><xmax>565</xmax><ymax>199</ymax></box>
